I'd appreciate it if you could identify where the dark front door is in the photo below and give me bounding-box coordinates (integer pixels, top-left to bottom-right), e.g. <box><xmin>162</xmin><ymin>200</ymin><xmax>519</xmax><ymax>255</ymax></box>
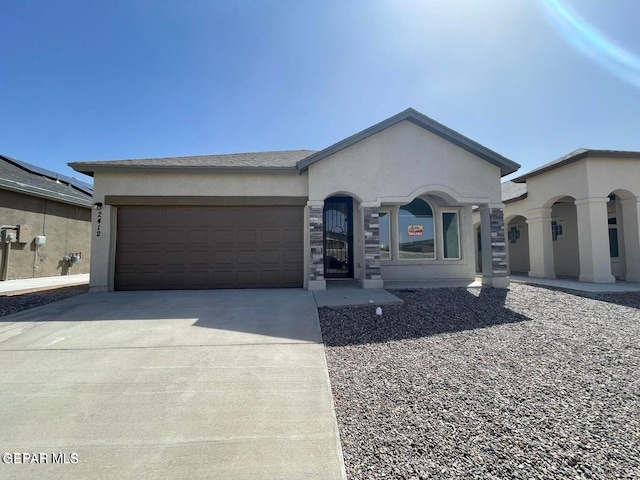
<box><xmin>323</xmin><ymin>197</ymin><xmax>354</xmax><ymax>278</ymax></box>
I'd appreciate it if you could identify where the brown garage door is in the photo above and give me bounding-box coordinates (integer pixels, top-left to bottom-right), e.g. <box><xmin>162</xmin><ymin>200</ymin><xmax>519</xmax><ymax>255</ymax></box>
<box><xmin>115</xmin><ymin>206</ymin><xmax>303</xmax><ymax>290</ymax></box>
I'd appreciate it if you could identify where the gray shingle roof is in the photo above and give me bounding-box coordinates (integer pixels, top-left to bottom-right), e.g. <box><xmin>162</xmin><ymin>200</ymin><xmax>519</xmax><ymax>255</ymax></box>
<box><xmin>70</xmin><ymin>150</ymin><xmax>317</xmax><ymax>176</ymax></box>
<box><xmin>512</xmin><ymin>149</ymin><xmax>640</xmax><ymax>183</ymax></box>
<box><xmin>502</xmin><ymin>180</ymin><xmax>527</xmax><ymax>203</ymax></box>
<box><xmin>0</xmin><ymin>155</ymin><xmax>93</xmax><ymax>208</ymax></box>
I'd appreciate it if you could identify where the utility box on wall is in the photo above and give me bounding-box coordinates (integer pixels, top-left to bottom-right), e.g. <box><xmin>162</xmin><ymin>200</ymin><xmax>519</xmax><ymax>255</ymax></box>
<box><xmin>17</xmin><ymin>224</ymin><xmax>33</xmax><ymax>243</ymax></box>
<box><xmin>1</xmin><ymin>229</ymin><xmax>17</xmax><ymax>243</ymax></box>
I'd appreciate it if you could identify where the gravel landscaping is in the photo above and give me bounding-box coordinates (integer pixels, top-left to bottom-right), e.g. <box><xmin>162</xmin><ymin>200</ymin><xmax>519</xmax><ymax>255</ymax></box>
<box><xmin>0</xmin><ymin>285</ymin><xmax>89</xmax><ymax>317</ymax></box>
<box><xmin>319</xmin><ymin>284</ymin><xmax>640</xmax><ymax>480</ymax></box>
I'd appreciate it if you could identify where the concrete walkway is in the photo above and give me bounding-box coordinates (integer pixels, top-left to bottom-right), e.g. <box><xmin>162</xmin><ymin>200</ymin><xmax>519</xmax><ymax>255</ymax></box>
<box><xmin>0</xmin><ymin>273</ymin><xmax>89</xmax><ymax>295</ymax></box>
<box><xmin>313</xmin><ymin>281</ymin><xmax>403</xmax><ymax>307</ymax></box>
<box><xmin>0</xmin><ymin>289</ymin><xmax>346</xmax><ymax>480</ymax></box>
<box><xmin>510</xmin><ymin>274</ymin><xmax>640</xmax><ymax>293</ymax></box>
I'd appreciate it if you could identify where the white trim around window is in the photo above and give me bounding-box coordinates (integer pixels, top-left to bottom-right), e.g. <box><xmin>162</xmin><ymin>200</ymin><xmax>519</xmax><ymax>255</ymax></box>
<box><xmin>397</xmin><ymin>198</ymin><xmax>436</xmax><ymax>260</ymax></box>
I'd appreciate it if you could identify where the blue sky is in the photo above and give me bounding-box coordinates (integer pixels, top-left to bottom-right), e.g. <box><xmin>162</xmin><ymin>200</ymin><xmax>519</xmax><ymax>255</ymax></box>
<box><xmin>2</xmin><ymin>0</ymin><xmax>639</xmax><ymax>182</ymax></box>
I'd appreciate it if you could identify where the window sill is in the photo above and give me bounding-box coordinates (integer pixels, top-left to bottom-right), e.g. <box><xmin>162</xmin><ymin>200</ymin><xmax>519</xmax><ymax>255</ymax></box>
<box><xmin>381</xmin><ymin>259</ymin><xmax>465</xmax><ymax>266</ymax></box>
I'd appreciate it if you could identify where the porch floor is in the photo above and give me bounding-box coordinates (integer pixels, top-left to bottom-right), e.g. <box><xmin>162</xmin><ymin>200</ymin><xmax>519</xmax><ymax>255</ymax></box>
<box><xmin>313</xmin><ymin>280</ymin><xmax>403</xmax><ymax>308</ymax></box>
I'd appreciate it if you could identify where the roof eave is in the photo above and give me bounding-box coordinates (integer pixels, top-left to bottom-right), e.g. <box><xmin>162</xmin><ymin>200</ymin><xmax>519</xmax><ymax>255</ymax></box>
<box><xmin>511</xmin><ymin>150</ymin><xmax>589</xmax><ymax>183</ymax></box>
<box><xmin>504</xmin><ymin>193</ymin><xmax>528</xmax><ymax>204</ymax></box>
<box><xmin>512</xmin><ymin>149</ymin><xmax>640</xmax><ymax>183</ymax></box>
<box><xmin>68</xmin><ymin>164</ymin><xmax>300</xmax><ymax>177</ymax></box>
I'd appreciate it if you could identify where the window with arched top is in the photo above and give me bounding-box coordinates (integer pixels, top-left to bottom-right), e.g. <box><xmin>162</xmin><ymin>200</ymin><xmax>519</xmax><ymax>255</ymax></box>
<box><xmin>398</xmin><ymin>198</ymin><xmax>435</xmax><ymax>259</ymax></box>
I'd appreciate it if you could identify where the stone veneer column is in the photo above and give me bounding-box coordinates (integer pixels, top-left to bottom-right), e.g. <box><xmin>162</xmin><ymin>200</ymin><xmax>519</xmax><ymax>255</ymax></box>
<box><xmin>526</xmin><ymin>207</ymin><xmax>556</xmax><ymax>279</ymax></box>
<box><xmin>621</xmin><ymin>196</ymin><xmax>640</xmax><ymax>282</ymax></box>
<box><xmin>479</xmin><ymin>205</ymin><xmax>509</xmax><ymax>288</ymax></box>
<box><xmin>361</xmin><ymin>203</ymin><xmax>383</xmax><ymax>289</ymax></box>
<box><xmin>575</xmin><ymin>197</ymin><xmax>615</xmax><ymax>283</ymax></box>
<box><xmin>307</xmin><ymin>201</ymin><xmax>326</xmax><ymax>290</ymax></box>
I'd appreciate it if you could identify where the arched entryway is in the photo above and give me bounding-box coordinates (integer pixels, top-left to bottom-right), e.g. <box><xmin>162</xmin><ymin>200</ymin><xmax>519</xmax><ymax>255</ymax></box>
<box><xmin>506</xmin><ymin>215</ymin><xmax>529</xmax><ymax>274</ymax></box>
<box><xmin>550</xmin><ymin>196</ymin><xmax>580</xmax><ymax>278</ymax></box>
<box><xmin>606</xmin><ymin>189</ymin><xmax>639</xmax><ymax>281</ymax></box>
<box><xmin>323</xmin><ymin>196</ymin><xmax>354</xmax><ymax>278</ymax></box>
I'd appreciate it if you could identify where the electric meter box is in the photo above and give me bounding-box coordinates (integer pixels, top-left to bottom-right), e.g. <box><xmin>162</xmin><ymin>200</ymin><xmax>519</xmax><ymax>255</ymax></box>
<box><xmin>35</xmin><ymin>236</ymin><xmax>46</xmax><ymax>245</ymax></box>
<box><xmin>1</xmin><ymin>230</ymin><xmax>17</xmax><ymax>243</ymax></box>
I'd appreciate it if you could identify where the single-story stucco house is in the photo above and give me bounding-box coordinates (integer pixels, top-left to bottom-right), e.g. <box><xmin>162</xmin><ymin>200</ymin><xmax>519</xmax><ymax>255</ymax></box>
<box><xmin>69</xmin><ymin>108</ymin><xmax>519</xmax><ymax>292</ymax></box>
<box><xmin>473</xmin><ymin>149</ymin><xmax>640</xmax><ymax>284</ymax></box>
<box><xmin>0</xmin><ymin>154</ymin><xmax>93</xmax><ymax>280</ymax></box>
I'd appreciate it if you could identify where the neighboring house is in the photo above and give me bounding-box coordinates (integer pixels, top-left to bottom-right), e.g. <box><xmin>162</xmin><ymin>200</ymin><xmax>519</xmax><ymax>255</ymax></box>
<box><xmin>474</xmin><ymin>149</ymin><xmax>640</xmax><ymax>283</ymax></box>
<box><xmin>0</xmin><ymin>155</ymin><xmax>93</xmax><ymax>280</ymax></box>
<box><xmin>69</xmin><ymin>108</ymin><xmax>519</xmax><ymax>292</ymax></box>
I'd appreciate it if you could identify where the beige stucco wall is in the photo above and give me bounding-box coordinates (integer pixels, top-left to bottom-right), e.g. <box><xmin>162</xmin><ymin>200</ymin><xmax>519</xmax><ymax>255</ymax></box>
<box><xmin>94</xmin><ymin>170</ymin><xmax>309</xmax><ymax>198</ymax></box>
<box><xmin>496</xmin><ymin>155</ymin><xmax>640</xmax><ymax>282</ymax></box>
<box><xmin>0</xmin><ymin>190</ymin><xmax>91</xmax><ymax>280</ymax></box>
<box><xmin>308</xmin><ymin>121</ymin><xmax>503</xmax><ymax>284</ymax></box>
<box><xmin>517</xmin><ymin>157</ymin><xmax>639</xmax><ymax>208</ymax></box>
<box><xmin>506</xmin><ymin>216</ymin><xmax>529</xmax><ymax>273</ymax></box>
<box><xmin>308</xmin><ymin>120</ymin><xmax>502</xmax><ymax>205</ymax></box>
<box><xmin>551</xmin><ymin>202</ymin><xmax>580</xmax><ymax>276</ymax></box>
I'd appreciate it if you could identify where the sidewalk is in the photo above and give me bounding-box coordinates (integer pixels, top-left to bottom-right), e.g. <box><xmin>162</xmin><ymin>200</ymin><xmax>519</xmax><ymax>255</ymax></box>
<box><xmin>0</xmin><ymin>274</ymin><xmax>90</xmax><ymax>295</ymax></box>
<box><xmin>509</xmin><ymin>274</ymin><xmax>640</xmax><ymax>293</ymax></box>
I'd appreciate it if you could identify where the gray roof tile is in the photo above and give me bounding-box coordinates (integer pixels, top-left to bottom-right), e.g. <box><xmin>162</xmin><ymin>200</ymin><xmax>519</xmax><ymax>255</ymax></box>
<box><xmin>512</xmin><ymin>149</ymin><xmax>640</xmax><ymax>183</ymax></box>
<box><xmin>70</xmin><ymin>150</ymin><xmax>317</xmax><ymax>176</ymax></box>
<box><xmin>0</xmin><ymin>156</ymin><xmax>93</xmax><ymax>208</ymax></box>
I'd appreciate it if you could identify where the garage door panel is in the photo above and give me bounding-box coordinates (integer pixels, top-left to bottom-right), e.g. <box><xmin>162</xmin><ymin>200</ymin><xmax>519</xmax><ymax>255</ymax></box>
<box><xmin>262</xmin><ymin>250</ymin><xmax>280</xmax><ymax>264</ymax></box>
<box><xmin>187</xmin><ymin>250</ymin><xmax>208</xmax><ymax>265</ymax></box>
<box><xmin>284</xmin><ymin>250</ymin><xmax>302</xmax><ymax>264</ymax></box>
<box><xmin>261</xmin><ymin>229</ymin><xmax>280</xmax><ymax>243</ymax></box>
<box><xmin>283</xmin><ymin>270</ymin><xmax>303</xmax><ymax>284</ymax></box>
<box><xmin>118</xmin><ymin>229</ymin><xmax>162</xmax><ymax>246</ymax></box>
<box><xmin>237</xmin><ymin>230</ymin><xmax>256</xmax><ymax>244</ymax></box>
<box><xmin>237</xmin><ymin>250</ymin><xmax>256</xmax><ymax>264</ymax></box>
<box><xmin>213</xmin><ymin>250</ymin><xmax>233</xmax><ymax>264</ymax></box>
<box><xmin>116</xmin><ymin>206</ymin><xmax>303</xmax><ymax>290</ymax></box>
<box><xmin>284</xmin><ymin>229</ymin><xmax>302</xmax><ymax>244</ymax></box>
<box><xmin>214</xmin><ymin>230</ymin><xmax>234</xmax><ymax>244</ymax></box>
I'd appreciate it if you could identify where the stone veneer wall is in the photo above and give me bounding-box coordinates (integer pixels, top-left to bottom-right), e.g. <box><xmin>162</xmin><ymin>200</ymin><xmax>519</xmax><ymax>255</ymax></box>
<box><xmin>363</xmin><ymin>207</ymin><xmax>381</xmax><ymax>280</ymax></box>
<box><xmin>490</xmin><ymin>208</ymin><xmax>508</xmax><ymax>277</ymax></box>
<box><xmin>308</xmin><ymin>205</ymin><xmax>324</xmax><ymax>281</ymax></box>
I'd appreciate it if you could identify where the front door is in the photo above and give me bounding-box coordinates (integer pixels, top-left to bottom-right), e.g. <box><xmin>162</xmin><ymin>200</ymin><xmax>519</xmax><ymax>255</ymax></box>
<box><xmin>323</xmin><ymin>197</ymin><xmax>354</xmax><ymax>278</ymax></box>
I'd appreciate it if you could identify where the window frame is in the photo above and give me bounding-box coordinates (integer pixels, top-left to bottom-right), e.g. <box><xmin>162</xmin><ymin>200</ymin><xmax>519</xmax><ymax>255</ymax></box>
<box><xmin>441</xmin><ymin>210</ymin><xmax>461</xmax><ymax>260</ymax></box>
<box><xmin>397</xmin><ymin>197</ymin><xmax>436</xmax><ymax>261</ymax></box>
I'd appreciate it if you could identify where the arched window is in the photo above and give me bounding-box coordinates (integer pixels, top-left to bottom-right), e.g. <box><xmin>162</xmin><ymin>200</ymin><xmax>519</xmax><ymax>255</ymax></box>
<box><xmin>398</xmin><ymin>198</ymin><xmax>435</xmax><ymax>259</ymax></box>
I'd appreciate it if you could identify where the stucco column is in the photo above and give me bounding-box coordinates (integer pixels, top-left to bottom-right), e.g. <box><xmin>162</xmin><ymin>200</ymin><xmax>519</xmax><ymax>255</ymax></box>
<box><xmin>88</xmin><ymin>202</ymin><xmax>113</xmax><ymax>292</ymax></box>
<box><xmin>360</xmin><ymin>202</ymin><xmax>383</xmax><ymax>289</ymax></box>
<box><xmin>621</xmin><ymin>196</ymin><xmax>640</xmax><ymax>282</ymax></box>
<box><xmin>479</xmin><ymin>205</ymin><xmax>509</xmax><ymax>288</ymax></box>
<box><xmin>307</xmin><ymin>201</ymin><xmax>326</xmax><ymax>290</ymax></box>
<box><xmin>575</xmin><ymin>197</ymin><xmax>615</xmax><ymax>283</ymax></box>
<box><xmin>526</xmin><ymin>207</ymin><xmax>556</xmax><ymax>279</ymax></box>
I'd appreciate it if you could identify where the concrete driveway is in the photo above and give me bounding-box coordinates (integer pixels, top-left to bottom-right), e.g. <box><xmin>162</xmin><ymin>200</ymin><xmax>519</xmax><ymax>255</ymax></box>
<box><xmin>0</xmin><ymin>290</ymin><xmax>345</xmax><ymax>480</ymax></box>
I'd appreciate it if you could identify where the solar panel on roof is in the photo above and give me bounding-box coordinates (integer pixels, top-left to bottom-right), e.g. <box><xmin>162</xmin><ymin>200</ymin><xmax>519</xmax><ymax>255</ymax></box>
<box><xmin>2</xmin><ymin>155</ymin><xmax>93</xmax><ymax>195</ymax></box>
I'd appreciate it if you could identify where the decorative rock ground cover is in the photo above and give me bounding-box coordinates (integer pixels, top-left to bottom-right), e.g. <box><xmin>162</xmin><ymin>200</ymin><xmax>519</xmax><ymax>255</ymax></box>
<box><xmin>319</xmin><ymin>284</ymin><xmax>640</xmax><ymax>479</ymax></box>
<box><xmin>0</xmin><ymin>285</ymin><xmax>88</xmax><ymax>317</ymax></box>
